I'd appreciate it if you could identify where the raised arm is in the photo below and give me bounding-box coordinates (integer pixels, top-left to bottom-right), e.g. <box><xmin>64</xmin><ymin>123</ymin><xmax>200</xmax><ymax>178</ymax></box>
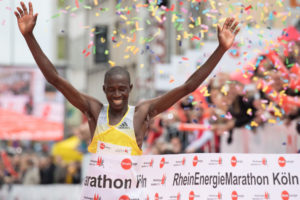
<box><xmin>146</xmin><ymin>17</ymin><xmax>240</xmax><ymax>118</ymax></box>
<box><xmin>14</xmin><ymin>2</ymin><xmax>102</xmax><ymax>121</ymax></box>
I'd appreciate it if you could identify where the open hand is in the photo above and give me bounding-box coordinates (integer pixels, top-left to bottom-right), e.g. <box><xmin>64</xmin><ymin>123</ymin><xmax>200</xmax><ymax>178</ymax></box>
<box><xmin>14</xmin><ymin>2</ymin><xmax>38</xmax><ymax>36</ymax></box>
<box><xmin>217</xmin><ymin>17</ymin><xmax>240</xmax><ymax>51</ymax></box>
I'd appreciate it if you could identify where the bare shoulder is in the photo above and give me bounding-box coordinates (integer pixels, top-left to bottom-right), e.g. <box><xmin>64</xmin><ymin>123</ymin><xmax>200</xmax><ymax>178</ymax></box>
<box><xmin>134</xmin><ymin>99</ymin><xmax>153</xmax><ymax>116</ymax></box>
<box><xmin>134</xmin><ymin>97</ymin><xmax>160</xmax><ymax>119</ymax></box>
<box><xmin>83</xmin><ymin>94</ymin><xmax>103</xmax><ymax>121</ymax></box>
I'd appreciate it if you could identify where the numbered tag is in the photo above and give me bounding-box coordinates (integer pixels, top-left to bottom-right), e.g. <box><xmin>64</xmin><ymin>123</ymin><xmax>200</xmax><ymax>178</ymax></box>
<box><xmin>97</xmin><ymin>141</ymin><xmax>132</xmax><ymax>155</ymax></box>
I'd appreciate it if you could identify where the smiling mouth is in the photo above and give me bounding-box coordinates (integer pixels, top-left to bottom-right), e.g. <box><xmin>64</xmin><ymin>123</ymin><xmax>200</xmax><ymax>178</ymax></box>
<box><xmin>113</xmin><ymin>99</ymin><xmax>123</xmax><ymax>105</ymax></box>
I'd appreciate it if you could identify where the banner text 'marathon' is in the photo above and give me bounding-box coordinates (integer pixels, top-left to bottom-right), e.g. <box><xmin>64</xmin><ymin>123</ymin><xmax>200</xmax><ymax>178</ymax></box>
<box><xmin>173</xmin><ymin>172</ymin><xmax>299</xmax><ymax>188</ymax></box>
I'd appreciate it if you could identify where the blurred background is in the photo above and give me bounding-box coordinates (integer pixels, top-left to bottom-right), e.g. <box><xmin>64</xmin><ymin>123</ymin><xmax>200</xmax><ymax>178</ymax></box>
<box><xmin>0</xmin><ymin>0</ymin><xmax>299</xmax><ymax>199</ymax></box>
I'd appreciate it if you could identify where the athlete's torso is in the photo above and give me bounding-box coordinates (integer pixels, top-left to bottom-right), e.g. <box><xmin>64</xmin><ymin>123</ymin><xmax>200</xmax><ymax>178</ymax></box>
<box><xmin>88</xmin><ymin>104</ymin><xmax>143</xmax><ymax>155</ymax></box>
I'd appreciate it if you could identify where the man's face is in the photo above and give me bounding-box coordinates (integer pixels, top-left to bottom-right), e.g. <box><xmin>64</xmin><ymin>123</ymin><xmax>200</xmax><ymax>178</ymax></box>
<box><xmin>103</xmin><ymin>73</ymin><xmax>132</xmax><ymax>110</ymax></box>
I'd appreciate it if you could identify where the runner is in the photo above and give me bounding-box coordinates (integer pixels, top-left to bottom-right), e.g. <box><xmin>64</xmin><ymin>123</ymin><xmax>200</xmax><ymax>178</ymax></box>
<box><xmin>14</xmin><ymin>2</ymin><xmax>240</xmax><ymax>155</ymax></box>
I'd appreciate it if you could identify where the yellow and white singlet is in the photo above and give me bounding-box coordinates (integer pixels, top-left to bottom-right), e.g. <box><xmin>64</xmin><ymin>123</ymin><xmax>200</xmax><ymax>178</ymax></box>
<box><xmin>88</xmin><ymin>104</ymin><xmax>142</xmax><ymax>156</ymax></box>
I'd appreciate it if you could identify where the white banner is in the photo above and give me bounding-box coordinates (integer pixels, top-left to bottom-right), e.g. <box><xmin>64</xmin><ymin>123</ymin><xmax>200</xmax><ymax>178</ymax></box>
<box><xmin>81</xmin><ymin>152</ymin><xmax>300</xmax><ymax>200</ymax></box>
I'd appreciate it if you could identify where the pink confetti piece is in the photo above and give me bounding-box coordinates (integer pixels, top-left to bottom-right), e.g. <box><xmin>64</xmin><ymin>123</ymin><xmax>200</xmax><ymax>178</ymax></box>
<box><xmin>210</xmin><ymin>9</ymin><xmax>219</xmax><ymax>13</ymax></box>
<box><xmin>75</xmin><ymin>0</ymin><xmax>79</xmax><ymax>8</ymax></box>
<box><xmin>60</xmin><ymin>10</ymin><xmax>68</xmax><ymax>14</ymax></box>
<box><xmin>200</xmin><ymin>24</ymin><xmax>209</xmax><ymax>30</ymax></box>
<box><xmin>212</xmin><ymin>115</ymin><xmax>217</xmax><ymax>121</ymax></box>
<box><xmin>261</xmin><ymin>114</ymin><xmax>266</xmax><ymax>122</ymax></box>
<box><xmin>1</xmin><ymin>20</ymin><xmax>6</xmax><ymax>26</ymax></box>
<box><xmin>180</xmin><ymin>7</ymin><xmax>188</xmax><ymax>14</ymax></box>
<box><xmin>225</xmin><ymin>112</ymin><xmax>232</xmax><ymax>120</ymax></box>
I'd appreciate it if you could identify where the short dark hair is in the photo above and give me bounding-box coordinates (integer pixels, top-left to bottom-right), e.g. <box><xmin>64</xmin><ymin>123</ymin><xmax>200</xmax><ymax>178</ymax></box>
<box><xmin>104</xmin><ymin>66</ymin><xmax>131</xmax><ymax>84</ymax></box>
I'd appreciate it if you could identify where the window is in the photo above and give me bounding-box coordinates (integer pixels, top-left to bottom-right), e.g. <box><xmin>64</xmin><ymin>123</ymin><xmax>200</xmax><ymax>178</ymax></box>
<box><xmin>94</xmin><ymin>25</ymin><xmax>109</xmax><ymax>63</ymax></box>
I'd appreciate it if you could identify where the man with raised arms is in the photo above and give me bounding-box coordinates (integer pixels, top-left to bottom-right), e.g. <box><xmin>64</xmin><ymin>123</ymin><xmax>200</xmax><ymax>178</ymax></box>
<box><xmin>14</xmin><ymin>1</ymin><xmax>240</xmax><ymax>156</ymax></box>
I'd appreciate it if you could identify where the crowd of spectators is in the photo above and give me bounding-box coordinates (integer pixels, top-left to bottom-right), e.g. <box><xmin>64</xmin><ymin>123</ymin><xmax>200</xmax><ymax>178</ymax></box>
<box><xmin>0</xmin><ymin>147</ymin><xmax>81</xmax><ymax>186</ymax></box>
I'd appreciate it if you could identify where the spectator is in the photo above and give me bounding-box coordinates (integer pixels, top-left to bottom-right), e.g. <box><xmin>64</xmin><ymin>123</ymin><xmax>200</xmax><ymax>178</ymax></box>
<box><xmin>22</xmin><ymin>158</ymin><xmax>40</xmax><ymax>185</ymax></box>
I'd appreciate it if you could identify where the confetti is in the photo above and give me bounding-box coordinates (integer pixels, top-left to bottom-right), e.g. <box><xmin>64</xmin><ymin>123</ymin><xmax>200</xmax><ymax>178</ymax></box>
<box><xmin>268</xmin><ymin>119</ymin><xmax>276</xmax><ymax>124</ymax></box>
<box><xmin>212</xmin><ymin>115</ymin><xmax>217</xmax><ymax>121</ymax></box>
<box><xmin>85</xmin><ymin>52</ymin><xmax>91</xmax><ymax>57</ymax></box>
<box><xmin>225</xmin><ymin>112</ymin><xmax>232</xmax><ymax>120</ymax></box>
<box><xmin>191</xmin><ymin>36</ymin><xmax>200</xmax><ymax>41</ymax></box>
<box><xmin>250</xmin><ymin>121</ymin><xmax>258</xmax><ymax>127</ymax></box>
<box><xmin>245</xmin><ymin>5</ymin><xmax>252</xmax><ymax>11</ymax></box>
<box><xmin>169</xmin><ymin>77</ymin><xmax>174</xmax><ymax>83</ymax></box>
<box><xmin>108</xmin><ymin>60</ymin><xmax>115</xmax><ymax>67</ymax></box>
<box><xmin>51</xmin><ymin>13</ymin><xmax>60</xmax><ymax>18</ymax></box>
<box><xmin>220</xmin><ymin>86</ymin><xmax>228</xmax><ymax>96</ymax></box>
<box><xmin>246</xmin><ymin>108</ymin><xmax>252</xmax><ymax>116</ymax></box>
<box><xmin>245</xmin><ymin>125</ymin><xmax>252</xmax><ymax>130</ymax></box>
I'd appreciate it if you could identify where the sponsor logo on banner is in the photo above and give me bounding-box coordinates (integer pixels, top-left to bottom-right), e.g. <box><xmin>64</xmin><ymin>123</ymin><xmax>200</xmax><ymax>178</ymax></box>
<box><xmin>207</xmin><ymin>192</ymin><xmax>222</xmax><ymax>200</ymax></box>
<box><xmin>281</xmin><ymin>191</ymin><xmax>289</xmax><ymax>200</ymax></box>
<box><xmin>281</xmin><ymin>190</ymin><xmax>298</xmax><ymax>200</ymax></box>
<box><xmin>265</xmin><ymin>192</ymin><xmax>270</xmax><ymax>199</ymax></box>
<box><xmin>169</xmin><ymin>192</ymin><xmax>181</xmax><ymax>200</ymax></box>
<box><xmin>252</xmin><ymin>192</ymin><xmax>270</xmax><ymax>199</ymax></box>
<box><xmin>82</xmin><ymin>193</ymin><xmax>102</xmax><ymax>200</ymax></box>
<box><xmin>173</xmin><ymin>157</ymin><xmax>186</xmax><ymax>167</ymax></box>
<box><xmin>89</xmin><ymin>157</ymin><xmax>104</xmax><ymax>167</ymax></box>
<box><xmin>231</xmin><ymin>156</ymin><xmax>237</xmax><ymax>167</ymax></box>
<box><xmin>93</xmin><ymin>194</ymin><xmax>101</xmax><ymax>200</ymax></box>
<box><xmin>278</xmin><ymin>156</ymin><xmax>294</xmax><ymax>167</ymax></box>
<box><xmin>231</xmin><ymin>191</ymin><xmax>245</xmax><ymax>200</ymax></box>
<box><xmin>232</xmin><ymin>191</ymin><xmax>238</xmax><ymax>200</ymax></box>
<box><xmin>155</xmin><ymin>193</ymin><xmax>163</xmax><ymax>200</ymax></box>
<box><xmin>97</xmin><ymin>157</ymin><xmax>104</xmax><ymax>167</ymax></box>
<box><xmin>218</xmin><ymin>192</ymin><xmax>222</xmax><ymax>200</ymax></box>
<box><xmin>251</xmin><ymin>157</ymin><xmax>268</xmax><ymax>166</ymax></box>
<box><xmin>159</xmin><ymin>157</ymin><xmax>169</xmax><ymax>168</ymax></box>
<box><xmin>279</xmin><ymin>157</ymin><xmax>286</xmax><ymax>167</ymax></box>
<box><xmin>121</xmin><ymin>158</ymin><xmax>132</xmax><ymax>170</ymax></box>
<box><xmin>151</xmin><ymin>174</ymin><xmax>167</xmax><ymax>186</ymax></box>
<box><xmin>262</xmin><ymin>158</ymin><xmax>267</xmax><ymax>166</ymax></box>
<box><xmin>209</xmin><ymin>157</ymin><xmax>222</xmax><ymax>166</ymax></box>
<box><xmin>189</xmin><ymin>190</ymin><xmax>201</xmax><ymax>200</ymax></box>
<box><xmin>192</xmin><ymin>156</ymin><xmax>203</xmax><ymax>167</ymax></box>
<box><xmin>231</xmin><ymin>156</ymin><xmax>242</xmax><ymax>167</ymax></box>
<box><xmin>142</xmin><ymin>158</ymin><xmax>154</xmax><ymax>168</ymax></box>
<box><xmin>119</xmin><ymin>195</ymin><xmax>130</xmax><ymax>200</ymax></box>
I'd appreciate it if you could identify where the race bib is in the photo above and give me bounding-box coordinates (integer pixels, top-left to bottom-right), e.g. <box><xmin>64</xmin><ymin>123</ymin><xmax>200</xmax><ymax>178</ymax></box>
<box><xmin>96</xmin><ymin>141</ymin><xmax>132</xmax><ymax>155</ymax></box>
